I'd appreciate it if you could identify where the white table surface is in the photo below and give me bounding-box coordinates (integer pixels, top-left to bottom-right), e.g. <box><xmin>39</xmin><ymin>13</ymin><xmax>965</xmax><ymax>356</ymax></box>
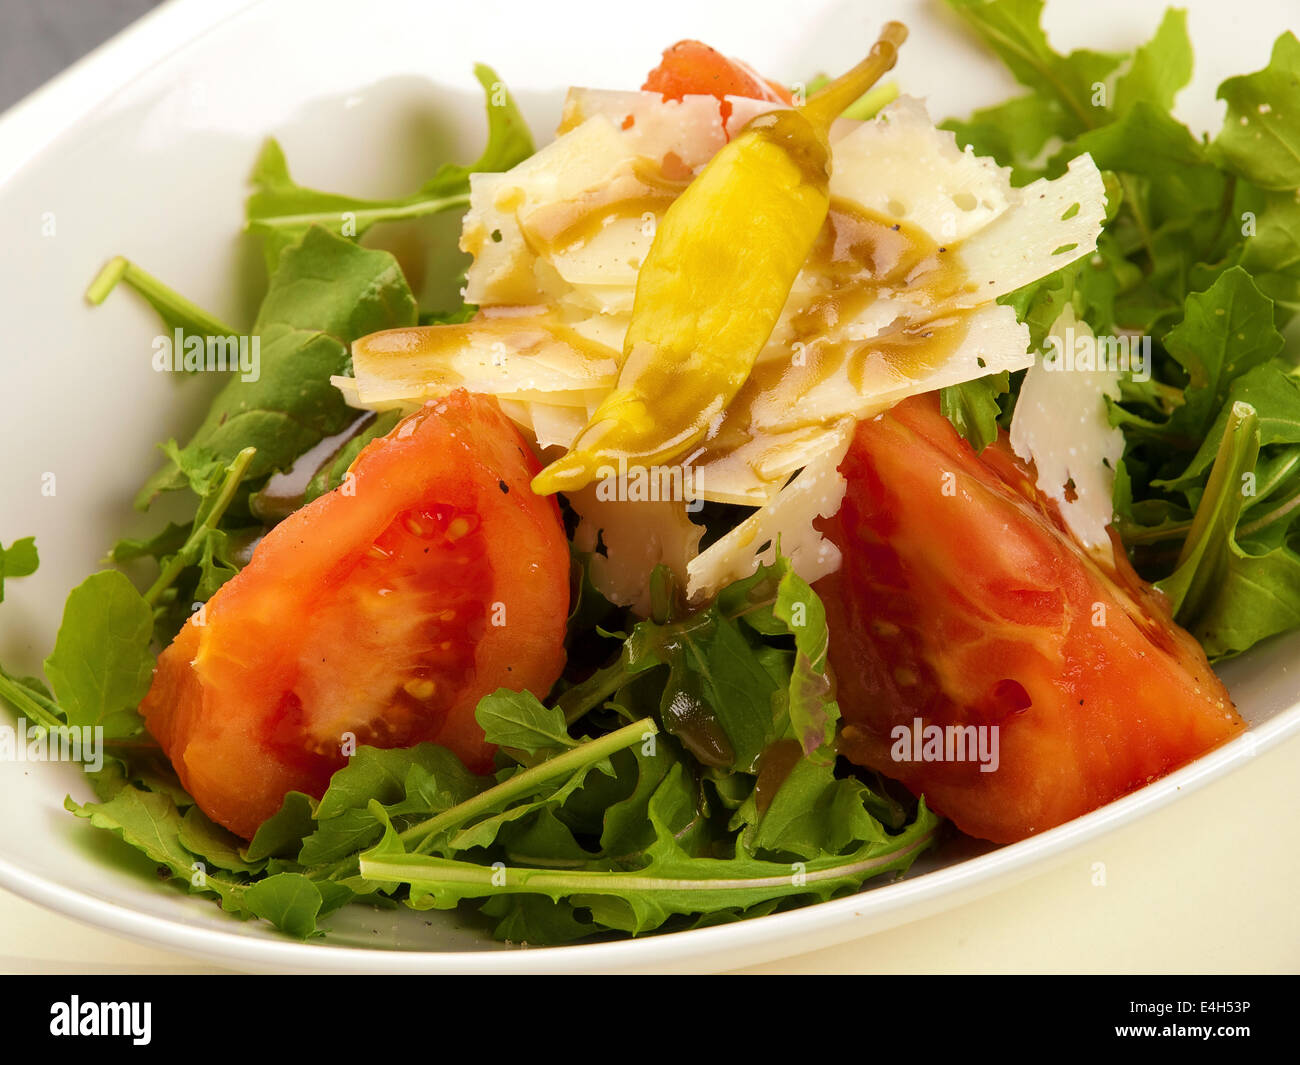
<box><xmin>3</xmin><ymin>728</ymin><xmax>1296</xmax><ymax>974</ymax></box>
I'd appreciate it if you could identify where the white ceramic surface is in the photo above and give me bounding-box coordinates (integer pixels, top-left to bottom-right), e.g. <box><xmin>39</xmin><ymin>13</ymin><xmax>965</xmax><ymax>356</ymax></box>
<box><xmin>0</xmin><ymin>0</ymin><xmax>1295</xmax><ymax>973</ymax></box>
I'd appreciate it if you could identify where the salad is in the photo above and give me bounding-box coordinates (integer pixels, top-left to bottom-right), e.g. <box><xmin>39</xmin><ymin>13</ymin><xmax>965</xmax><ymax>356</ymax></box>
<box><xmin>1</xmin><ymin>0</ymin><xmax>1296</xmax><ymax>946</ymax></box>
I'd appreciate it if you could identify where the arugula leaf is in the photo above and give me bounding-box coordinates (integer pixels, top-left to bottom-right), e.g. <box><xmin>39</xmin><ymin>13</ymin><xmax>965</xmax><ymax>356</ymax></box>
<box><xmin>244</xmin><ymin>873</ymin><xmax>330</xmax><ymax>938</ymax></box>
<box><xmin>746</xmin><ymin>758</ymin><xmax>890</xmax><ymax>860</ymax></box>
<box><xmin>65</xmin><ymin>785</ymin><xmax>251</xmax><ymax>916</ymax></box>
<box><xmin>359</xmin><ymin>768</ymin><xmax>939</xmax><ymax>937</ymax></box>
<box><xmin>136</xmin><ymin>227</ymin><xmax>417</xmax><ymax>506</ymax></box>
<box><xmin>43</xmin><ymin>571</ymin><xmax>153</xmax><ymax>738</ymax></box>
<box><xmin>314</xmin><ymin>743</ymin><xmax>481</xmax><ymax>821</ymax></box>
<box><xmin>0</xmin><ymin>536</ymin><xmax>37</xmax><ymax>603</ymax></box>
<box><xmin>1161</xmin><ymin>362</ymin><xmax>1300</xmax><ymax>494</ymax></box>
<box><xmin>179</xmin><ymin>806</ymin><xmax>264</xmax><ymax>874</ymax></box>
<box><xmin>478</xmin><ymin>894</ymin><xmax>594</xmax><ymax>944</ymax></box>
<box><xmin>246</xmin><ymin>65</ymin><xmax>534</xmax><ymax>270</ymax></box>
<box><xmin>1238</xmin><ymin>185</ymin><xmax>1300</xmax><ymax>316</ymax></box>
<box><xmin>244</xmin><ymin>791</ymin><xmax>317</xmax><ymax>863</ymax></box>
<box><xmin>770</xmin><ymin>559</ymin><xmax>837</xmax><ymax>755</ymax></box>
<box><xmin>140</xmin><ymin>446</ymin><xmax>256</xmax><ymax>608</ymax></box>
<box><xmin>1213</xmin><ymin>32</ymin><xmax>1300</xmax><ymax>190</ymax></box>
<box><xmin>475</xmin><ymin>689</ymin><xmax>579</xmax><ymax>756</ymax></box>
<box><xmin>1153</xmin><ymin>400</ymin><xmax>1300</xmax><ymax>657</ymax></box>
<box><xmin>1112</xmin><ymin>7</ymin><xmax>1193</xmax><ymax>116</ymax></box>
<box><xmin>944</xmin><ymin>0</ymin><xmax>1122</xmax><ymax>136</ymax></box>
<box><xmin>0</xmin><ymin>667</ymin><xmax>66</xmax><ymax>732</ymax></box>
<box><xmin>1161</xmin><ymin>267</ymin><xmax>1285</xmax><ymax>439</ymax></box>
<box><xmin>939</xmin><ymin>373</ymin><xmax>1011</xmax><ymax>453</ymax></box>
<box><xmin>1157</xmin><ymin>402</ymin><xmax>1261</xmax><ymax>620</ymax></box>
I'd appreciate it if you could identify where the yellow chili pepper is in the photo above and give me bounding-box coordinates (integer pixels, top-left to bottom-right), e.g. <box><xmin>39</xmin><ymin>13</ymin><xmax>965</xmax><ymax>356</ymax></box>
<box><xmin>532</xmin><ymin>22</ymin><xmax>909</xmax><ymax>496</ymax></box>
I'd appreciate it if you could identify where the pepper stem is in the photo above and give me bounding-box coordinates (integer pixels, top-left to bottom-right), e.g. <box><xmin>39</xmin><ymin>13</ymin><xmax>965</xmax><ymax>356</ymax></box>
<box><xmin>801</xmin><ymin>21</ymin><xmax>908</xmax><ymax>133</ymax></box>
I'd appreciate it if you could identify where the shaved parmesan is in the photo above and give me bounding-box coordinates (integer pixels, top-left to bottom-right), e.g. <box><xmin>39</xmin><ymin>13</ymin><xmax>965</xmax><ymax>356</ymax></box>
<box><xmin>461</xmin><ymin>116</ymin><xmax>636</xmax><ymax>307</ymax></box>
<box><xmin>350</xmin><ymin>317</ymin><xmax>620</xmax><ymax>408</ymax></box>
<box><xmin>336</xmin><ymin>88</ymin><xmax>1111</xmax><ymax>602</ymax></box>
<box><xmin>957</xmin><ymin>154</ymin><xmax>1107</xmax><ymax>303</ymax></box>
<box><xmin>830</xmin><ymin>96</ymin><xmax>1013</xmax><ymax>243</ymax></box>
<box><xmin>568</xmin><ymin>482</ymin><xmax>703</xmax><ymax>614</ymax></box>
<box><xmin>1009</xmin><ymin>305</ymin><xmax>1123</xmax><ymax>554</ymax></box>
<box><xmin>687</xmin><ymin>430</ymin><xmax>852</xmax><ymax>600</ymax></box>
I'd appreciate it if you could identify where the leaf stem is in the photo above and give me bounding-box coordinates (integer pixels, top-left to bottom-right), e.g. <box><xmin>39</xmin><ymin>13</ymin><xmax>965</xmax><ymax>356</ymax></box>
<box><xmin>403</xmin><ymin>717</ymin><xmax>656</xmax><ymax>853</ymax></box>
<box><xmin>360</xmin><ymin>823</ymin><xmax>938</xmax><ymax>898</ymax></box>
<box><xmin>314</xmin><ymin>716</ymin><xmax>657</xmax><ymax>882</ymax></box>
<box><xmin>250</xmin><ymin>193</ymin><xmax>471</xmax><ymax>232</ymax></box>
<box><xmin>0</xmin><ymin>671</ymin><xmax>64</xmax><ymax>730</ymax></box>
<box><xmin>86</xmin><ymin>256</ymin><xmax>240</xmax><ymax>338</ymax></box>
<box><xmin>143</xmin><ymin>446</ymin><xmax>256</xmax><ymax>607</ymax></box>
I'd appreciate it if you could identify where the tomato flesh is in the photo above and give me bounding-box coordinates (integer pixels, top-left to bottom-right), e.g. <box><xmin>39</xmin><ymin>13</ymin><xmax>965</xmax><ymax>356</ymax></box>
<box><xmin>643</xmin><ymin>39</ymin><xmax>792</xmax><ymax>124</ymax></box>
<box><xmin>141</xmin><ymin>391</ymin><xmax>570</xmax><ymax>839</ymax></box>
<box><xmin>817</xmin><ymin>395</ymin><xmax>1245</xmax><ymax>844</ymax></box>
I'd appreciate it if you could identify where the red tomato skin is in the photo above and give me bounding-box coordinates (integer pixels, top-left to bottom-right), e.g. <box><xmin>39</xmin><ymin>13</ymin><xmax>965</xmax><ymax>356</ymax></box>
<box><xmin>643</xmin><ymin>39</ymin><xmax>793</xmax><ymax>121</ymax></box>
<box><xmin>142</xmin><ymin>391</ymin><xmax>570</xmax><ymax>839</ymax></box>
<box><xmin>818</xmin><ymin>396</ymin><xmax>1245</xmax><ymax>844</ymax></box>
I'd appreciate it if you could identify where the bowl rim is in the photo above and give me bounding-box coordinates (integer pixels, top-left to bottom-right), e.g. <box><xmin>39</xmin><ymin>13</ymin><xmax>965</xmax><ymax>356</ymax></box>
<box><xmin>2</xmin><ymin>714</ymin><xmax>1290</xmax><ymax>972</ymax></box>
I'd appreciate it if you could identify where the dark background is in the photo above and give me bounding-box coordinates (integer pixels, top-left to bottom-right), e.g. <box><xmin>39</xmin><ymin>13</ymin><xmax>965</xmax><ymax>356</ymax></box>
<box><xmin>0</xmin><ymin>0</ymin><xmax>164</xmax><ymax>111</ymax></box>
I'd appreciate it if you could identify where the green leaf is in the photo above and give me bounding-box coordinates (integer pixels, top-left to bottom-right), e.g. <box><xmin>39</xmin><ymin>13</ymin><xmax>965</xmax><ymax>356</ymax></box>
<box><xmin>136</xmin><ymin>227</ymin><xmax>417</xmax><ymax>507</ymax></box>
<box><xmin>1162</xmin><ymin>362</ymin><xmax>1300</xmax><ymax>493</ymax></box>
<box><xmin>1239</xmin><ymin>185</ymin><xmax>1300</xmax><ymax>315</ymax></box>
<box><xmin>360</xmin><ymin>765</ymin><xmax>939</xmax><ymax>937</ymax></box>
<box><xmin>245</xmin><ymin>791</ymin><xmax>317</xmax><ymax>863</ymax></box>
<box><xmin>179</xmin><ymin>806</ymin><xmax>264</xmax><ymax>874</ymax></box>
<box><xmin>66</xmin><ymin>785</ymin><xmax>250</xmax><ymax>915</ymax></box>
<box><xmin>944</xmin><ymin>0</ymin><xmax>1122</xmax><ymax>136</ymax></box>
<box><xmin>244</xmin><ymin>873</ymin><xmax>327</xmax><ymax>938</ymax></box>
<box><xmin>654</xmin><ymin>612</ymin><xmax>779</xmax><ymax>773</ymax></box>
<box><xmin>939</xmin><ymin>373</ymin><xmax>1010</xmax><ymax>452</ymax></box>
<box><xmin>0</xmin><ymin>536</ymin><xmax>38</xmax><ymax>603</ymax></box>
<box><xmin>474</xmin><ymin>689</ymin><xmax>578</xmax><ymax>756</ymax></box>
<box><xmin>478</xmin><ymin>894</ymin><xmax>593</xmax><ymax>944</ymax></box>
<box><xmin>1157</xmin><ymin>401</ymin><xmax>1260</xmax><ymax>620</ymax></box>
<box><xmin>749</xmin><ymin>758</ymin><xmax>889</xmax><ymax>860</ymax></box>
<box><xmin>1213</xmin><ymin>32</ymin><xmax>1300</xmax><ymax>190</ymax></box>
<box><xmin>299</xmin><ymin>808</ymin><xmax>388</xmax><ymax>866</ymax></box>
<box><xmin>1189</xmin><ymin>538</ymin><xmax>1300</xmax><ymax>660</ymax></box>
<box><xmin>1113</xmin><ymin>8</ymin><xmax>1193</xmax><ymax>116</ymax></box>
<box><xmin>771</xmin><ymin>560</ymin><xmax>837</xmax><ymax>756</ymax></box>
<box><xmin>43</xmin><ymin>571</ymin><xmax>154</xmax><ymax>738</ymax></box>
<box><xmin>1162</xmin><ymin>267</ymin><xmax>1284</xmax><ymax>439</ymax></box>
<box><xmin>246</xmin><ymin>65</ymin><xmax>534</xmax><ymax>270</ymax></box>
<box><xmin>315</xmin><ymin>743</ymin><xmax>482</xmax><ymax>820</ymax></box>
<box><xmin>140</xmin><ymin>446</ymin><xmax>257</xmax><ymax>609</ymax></box>
<box><xmin>111</xmin><ymin>523</ymin><xmax>189</xmax><ymax>565</ymax></box>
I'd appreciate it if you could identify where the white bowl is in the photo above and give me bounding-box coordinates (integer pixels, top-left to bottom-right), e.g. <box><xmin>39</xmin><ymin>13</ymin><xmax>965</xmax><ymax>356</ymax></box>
<box><xmin>0</xmin><ymin>0</ymin><xmax>1296</xmax><ymax>973</ymax></box>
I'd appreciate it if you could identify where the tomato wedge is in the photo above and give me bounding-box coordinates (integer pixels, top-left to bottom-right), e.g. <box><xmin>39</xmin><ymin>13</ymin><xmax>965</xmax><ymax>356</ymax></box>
<box><xmin>643</xmin><ymin>39</ymin><xmax>793</xmax><ymax>123</ymax></box>
<box><xmin>817</xmin><ymin>395</ymin><xmax>1245</xmax><ymax>844</ymax></box>
<box><xmin>141</xmin><ymin>391</ymin><xmax>570</xmax><ymax>839</ymax></box>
